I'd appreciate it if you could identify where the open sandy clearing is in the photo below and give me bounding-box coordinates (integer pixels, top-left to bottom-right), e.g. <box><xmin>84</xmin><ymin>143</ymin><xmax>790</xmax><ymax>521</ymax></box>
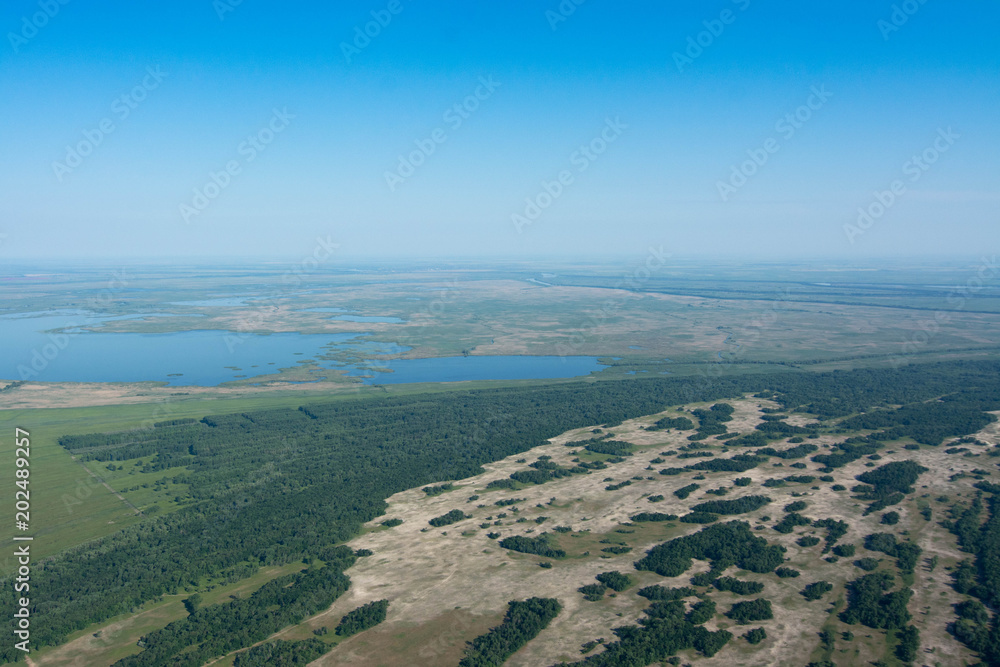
<box><xmin>239</xmin><ymin>397</ymin><xmax>994</xmax><ymax>666</ymax></box>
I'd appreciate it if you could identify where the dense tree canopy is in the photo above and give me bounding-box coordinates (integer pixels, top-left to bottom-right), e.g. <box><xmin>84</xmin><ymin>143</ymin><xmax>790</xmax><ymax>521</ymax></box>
<box><xmin>459</xmin><ymin>598</ymin><xmax>561</xmax><ymax>667</ymax></box>
<box><xmin>636</xmin><ymin>585</ymin><xmax>697</xmax><ymax>601</ymax></box>
<box><xmin>726</xmin><ymin>599</ymin><xmax>773</xmax><ymax>624</ymax></box>
<box><xmin>713</xmin><ymin>577</ymin><xmax>764</xmax><ymax>595</ymax></box>
<box><xmin>801</xmin><ymin>581</ymin><xmax>834</xmax><ymax>601</ymax></box>
<box><xmin>335</xmin><ymin>599</ymin><xmax>389</xmax><ymax>637</ymax></box>
<box><xmin>684</xmin><ymin>455</ymin><xmax>768</xmax><ymax>473</ymax></box>
<box><xmin>596</xmin><ymin>571</ymin><xmax>634</xmax><ymax>592</ymax></box>
<box><xmin>646</xmin><ymin>416</ymin><xmax>695</xmax><ymax>432</ymax></box>
<box><xmin>630</xmin><ymin>512</ymin><xmax>678</xmax><ymax>522</ymax></box>
<box><xmin>773</xmin><ymin>512</ymin><xmax>812</xmax><ymax>534</ymax></box>
<box><xmin>674</xmin><ymin>484</ymin><xmax>700</xmax><ymax>500</ymax></box>
<box><xmin>498</xmin><ymin>534</ymin><xmax>566</xmax><ymax>559</ymax></box>
<box><xmin>840</xmin><ymin>572</ymin><xmax>912</xmax><ymax>629</ymax></box>
<box><xmin>691</xmin><ymin>496</ymin><xmax>771</xmax><ymax>515</ymax></box>
<box><xmin>428</xmin><ymin>510</ymin><xmax>470</xmax><ymax>528</ymax></box>
<box><xmin>114</xmin><ymin>548</ymin><xmax>355</xmax><ymax>666</ymax></box>
<box><xmin>634</xmin><ymin>522</ymin><xmax>786</xmax><ymax>577</ymax></box>
<box><xmin>944</xmin><ymin>491</ymin><xmax>1000</xmax><ymax>663</ymax></box>
<box><xmin>863</xmin><ymin>533</ymin><xmax>922</xmax><ymax>575</ymax></box>
<box><xmin>233</xmin><ymin>639</ymin><xmax>330</xmax><ymax>666</ymax></box>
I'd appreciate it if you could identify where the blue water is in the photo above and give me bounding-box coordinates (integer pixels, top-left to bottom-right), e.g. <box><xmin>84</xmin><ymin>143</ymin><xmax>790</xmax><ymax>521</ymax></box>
<box><xmin>1</xmin><ymin>310</ymin><xmax>604</xmax><ymax>386</ymax></box>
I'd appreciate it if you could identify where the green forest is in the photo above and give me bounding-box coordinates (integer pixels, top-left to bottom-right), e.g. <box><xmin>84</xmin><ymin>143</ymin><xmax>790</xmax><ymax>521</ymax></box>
<box><xmin>335</xmin><ymin>599</ymin><xmax>389</xmax><ymax>637</ymax></box>
<box><xmin>634</xmin><ymin>521</ymin><xmax>786</xmax><ymax>577</ymax></box>
<box><xmin>946</xmin><ymin>489</ymin><xmax>1000</xmax><ymax>662</ymax></box>
<box><xmin>458</xmin><ymin>598</ymin><xmax>562</xmax><ymax>667</ymax></box>
<box><xmin>232</xmin><ymin>639</ymin><xmax>330</xmax><ymax>666</ymax></box>
<box><xmin>3</xmin><ymin>360</ymin><xmax>1000</xmax><ymax>664</ymax></box>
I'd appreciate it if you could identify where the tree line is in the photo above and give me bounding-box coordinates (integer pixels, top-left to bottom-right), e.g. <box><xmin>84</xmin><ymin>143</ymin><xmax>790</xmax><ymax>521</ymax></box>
<box><xmin>459</xmin><ymin>598</ymin><xmax>561</xmax><ymax>667</ymax></box>
<box><xmin>335</xmin><ymin>599</ymin><xmax>389</xmax><ymax>637</ymax></box>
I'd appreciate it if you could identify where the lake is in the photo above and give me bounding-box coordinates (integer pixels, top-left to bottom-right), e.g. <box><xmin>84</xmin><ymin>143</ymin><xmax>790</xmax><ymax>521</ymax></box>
<box><xmin>1</xmin><ymin>310</ymin><xmax>604</xmax><ymax>386</ymax></box>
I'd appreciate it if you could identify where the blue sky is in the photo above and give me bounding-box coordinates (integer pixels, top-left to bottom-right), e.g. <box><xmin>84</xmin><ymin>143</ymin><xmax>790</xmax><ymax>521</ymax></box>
<box><xmin>1</xmin><ymin>0</ymin><xmax>997</xmax><ymax>259</ymax></box>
